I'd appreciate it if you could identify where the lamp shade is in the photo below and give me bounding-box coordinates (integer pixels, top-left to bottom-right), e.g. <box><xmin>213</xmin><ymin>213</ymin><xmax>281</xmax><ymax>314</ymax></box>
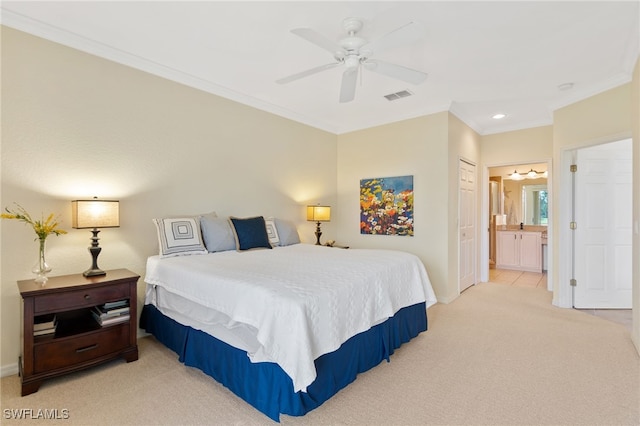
<box><xmin>71</xmin><ymin>200</ymin><xmax>120</xmax><ymax>229</ymax></box>
<box><xmin>307</xmin><ymin>205</ymin><xmax>331</xmax><ymax>222</ymax></box>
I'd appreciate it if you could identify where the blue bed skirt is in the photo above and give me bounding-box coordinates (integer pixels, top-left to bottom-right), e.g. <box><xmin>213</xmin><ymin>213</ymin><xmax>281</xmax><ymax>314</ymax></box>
<box><xmin>140</xmin><ymin>302</ymin><xmax>427</xmax><ymax>421</ymax></box>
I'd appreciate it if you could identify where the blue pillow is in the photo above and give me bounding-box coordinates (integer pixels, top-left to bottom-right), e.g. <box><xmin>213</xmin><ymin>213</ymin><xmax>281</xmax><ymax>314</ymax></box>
<box><xmin>229</xmin><ymin>216</ymin><xmax>273</xmax><ymax>251</ymax></box>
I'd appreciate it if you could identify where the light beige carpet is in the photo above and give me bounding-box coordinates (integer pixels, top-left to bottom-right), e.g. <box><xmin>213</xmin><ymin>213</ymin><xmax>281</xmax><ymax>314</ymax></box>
<box><xmin>2</xmin><ymin>283</ymin><xmax>638</xmax><ymax>425</ymax></box>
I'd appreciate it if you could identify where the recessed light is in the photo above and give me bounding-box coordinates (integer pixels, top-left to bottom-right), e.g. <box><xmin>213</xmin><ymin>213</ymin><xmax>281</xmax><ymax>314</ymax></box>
<box><xmin>558</xmin><ymin>82</ymin><xmax>574</xmax><ymax>91</ymax></box>
<box><xmin>492</xmin><ymin>113</ymin><xmax>507</xmax><ymax>119</ymax></box>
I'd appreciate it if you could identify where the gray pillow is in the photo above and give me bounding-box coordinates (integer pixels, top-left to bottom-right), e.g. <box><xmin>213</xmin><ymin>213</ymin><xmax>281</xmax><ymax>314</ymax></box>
<box><xmin>200</xmin><ymin>216</ymin><xmax>236</xmax><ymax>252</ymax></box>
<box><xmin>274</xmin><ymin>218</ymin><xmax>300</xmax><ymax>246</ymax></box>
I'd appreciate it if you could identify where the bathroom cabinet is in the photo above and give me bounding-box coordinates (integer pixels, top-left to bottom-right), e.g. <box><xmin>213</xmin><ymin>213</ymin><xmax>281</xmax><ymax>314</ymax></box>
<box><xmin>496</xmin><ymin>231</ymin><xmax>542</xmax><ymax>273</ymax></box>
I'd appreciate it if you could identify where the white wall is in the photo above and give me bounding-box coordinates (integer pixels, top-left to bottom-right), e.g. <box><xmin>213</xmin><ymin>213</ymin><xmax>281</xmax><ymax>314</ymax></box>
<box><xmin>0</xmin><ymin>27</ymin><xmax>338</xmax><ymax>373</ymax></box>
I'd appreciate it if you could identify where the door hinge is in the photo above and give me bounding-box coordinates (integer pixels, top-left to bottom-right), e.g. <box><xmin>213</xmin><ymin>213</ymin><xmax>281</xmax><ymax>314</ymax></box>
<box><xmin>570</xmin><ymin>279</ymin><xmax>577</xmax><ymax>287</ymax></box>
<box><xmin>570</xmin><ymin>164</ymin><xmax>577</xmax><ymax>173</ymax></box>
<box><xmin>570</xmin><ymin>221</ymin><xmax>577</xmax><ymax>230</ymax></box>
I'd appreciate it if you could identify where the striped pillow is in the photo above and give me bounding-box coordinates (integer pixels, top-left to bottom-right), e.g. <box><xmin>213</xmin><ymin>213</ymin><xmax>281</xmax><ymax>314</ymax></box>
<box><xmin>153</xmin><ymin>217</ymin><xmax>208</xmax><ymax>257</ymax></box>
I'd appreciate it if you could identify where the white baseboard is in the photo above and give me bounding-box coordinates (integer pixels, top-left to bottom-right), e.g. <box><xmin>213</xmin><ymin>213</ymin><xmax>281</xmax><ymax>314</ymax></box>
<box><xmin>436</xmin><ymin>293</ymin><xmax>460</xmax><ymax>305</ymax></box>
<box><xmin>1</xmin><ymin>363</ymin><xmax>19</xmax><ymax>378</ymax></box>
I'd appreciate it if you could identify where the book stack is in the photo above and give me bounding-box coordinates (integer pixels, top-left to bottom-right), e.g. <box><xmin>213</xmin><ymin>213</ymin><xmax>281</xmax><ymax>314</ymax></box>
<box><xmin>92</xmin><ymin>300</ymin><xmax>130</xmax><ymax>327</ymax></box>
<box><xmin>34</xmin><ymin>314</ymin><xmax>57</xmax><ymax>336</ymax></box>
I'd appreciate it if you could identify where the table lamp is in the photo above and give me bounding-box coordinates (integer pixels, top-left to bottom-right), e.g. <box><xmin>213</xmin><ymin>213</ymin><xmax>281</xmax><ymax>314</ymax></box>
<box><xmin>71</xmin><ymin>198</ymin><xmax>119</xmax><ymax>277</ymax></box>
<box><xmin>306</xmin><ymin>205</ymin><xmax>331</xmax><ymax>245</ymax></box>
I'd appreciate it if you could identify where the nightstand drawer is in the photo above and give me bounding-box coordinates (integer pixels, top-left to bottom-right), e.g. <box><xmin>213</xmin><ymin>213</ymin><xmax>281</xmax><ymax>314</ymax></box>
<box><xmin>34</xmin><ymin>283</ymin><xmax>129</xmax><ymax>314</ymax></box>
<box><xmin>33</xmin><ymin>323</ymin><xmax>129</xmax><ymax>373</ymax></box>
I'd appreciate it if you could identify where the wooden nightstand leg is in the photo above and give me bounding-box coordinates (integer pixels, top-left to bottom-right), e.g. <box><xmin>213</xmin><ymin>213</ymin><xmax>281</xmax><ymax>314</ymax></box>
<box><xmin>122</xmin><ymin>347</ymin><xmax>138</xmax><ymax>363</ymax></box>
<box><xmin>21</xmin><ymin>379</ymin><xmax>42</xmax><ymax>396</ymax></box>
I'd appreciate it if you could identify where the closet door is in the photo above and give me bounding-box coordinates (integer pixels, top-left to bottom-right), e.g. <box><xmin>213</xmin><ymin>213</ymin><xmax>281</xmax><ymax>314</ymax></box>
<box><xmin>459</xmin><ymin>160</ymin><xmax>476</xmax><ymax>292</ymax></box>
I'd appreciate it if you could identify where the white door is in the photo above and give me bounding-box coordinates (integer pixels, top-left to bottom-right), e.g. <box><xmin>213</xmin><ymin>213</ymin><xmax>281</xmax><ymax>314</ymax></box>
<box><xmin>574</xmin><ymin>139</ymin><xmax>632</xmax><ymax>308</ymax></box>
<box><xmin>459</xmin><ymin>160</ymin><xmax>476</xmax><ymax>292</ymax></box>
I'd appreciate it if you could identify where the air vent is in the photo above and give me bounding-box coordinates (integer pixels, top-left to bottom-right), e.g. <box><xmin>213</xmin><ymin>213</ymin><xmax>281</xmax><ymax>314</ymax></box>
<box><xmin>384</xmin><ymin>90</ymin><xmax>413</xmax><ymax>101</ymax></box>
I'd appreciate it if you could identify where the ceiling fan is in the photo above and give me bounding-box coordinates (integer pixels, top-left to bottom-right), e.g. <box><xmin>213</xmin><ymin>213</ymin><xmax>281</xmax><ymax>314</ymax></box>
<box><xmin>276</xmin><ymin>17</ymin><xmax>428</xmax><ymax>103</ymax></box>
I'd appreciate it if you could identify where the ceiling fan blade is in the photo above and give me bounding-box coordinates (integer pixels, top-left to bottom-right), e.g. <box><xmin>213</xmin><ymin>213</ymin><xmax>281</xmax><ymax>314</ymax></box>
<box><xmin>362</xmin><ymin>22</ymin><xmax>424</xmax><ymax>54</ymax></box>
<box><xmin>339</xmin><ymin>68</ymin><xmax>358</xmax><ymax>103</ymax></box>
<box><xmin>365</xmin><ymin>60</ymin><xmax>427</xmax><ymax>85</ymax></box>
<box><xmin>276</xmin><ymin>62</ymin><xmax>340</xmax><ymax>84</ymax></box>
<box><xmin>291</xmin><ymin>28</ymin><xmax>343</xmax><ymax>55</ymax></box>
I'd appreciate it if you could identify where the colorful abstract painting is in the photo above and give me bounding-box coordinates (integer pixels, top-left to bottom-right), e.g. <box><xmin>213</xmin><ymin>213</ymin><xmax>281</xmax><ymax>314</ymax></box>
<box><xmin>360</xmin><ymin>175</ymin><xmax>414</xmax><ymax>236</ymax></box>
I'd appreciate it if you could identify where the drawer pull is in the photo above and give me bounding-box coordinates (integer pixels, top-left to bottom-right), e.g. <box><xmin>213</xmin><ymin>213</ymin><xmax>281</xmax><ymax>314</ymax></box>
<box><xmin>76</xmin><ymin>344</ymin><xmax>98</xmax><ymax>353</ymax></box>
<box><xmin>84</xmin><ymin>294</ymin><xmax>91</xmax><ymax>300</ymax></box>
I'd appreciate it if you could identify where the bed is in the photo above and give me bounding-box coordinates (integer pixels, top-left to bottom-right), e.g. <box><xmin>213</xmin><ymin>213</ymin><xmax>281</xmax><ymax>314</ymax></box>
<box><xmin>139</xmin><ymin>216</ymin><xmax>437</xmax><ymax>421</ymax></box>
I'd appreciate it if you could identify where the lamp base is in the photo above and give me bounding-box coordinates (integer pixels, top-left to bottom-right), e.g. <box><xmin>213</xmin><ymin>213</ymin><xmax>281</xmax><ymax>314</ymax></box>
<box><xmin>84</xmin><ymin>228</ymin><xmax>106</xmax><ymax>277</ymax></box>
<box><xmin>315</xmin><ymin>221</ymin><xmax>323</xmax><ymax>245</ymax></box>
<box><xmin>83</xmin><ymin>268</ymin><xmax>106</xmax><ymax>277</ymax></box>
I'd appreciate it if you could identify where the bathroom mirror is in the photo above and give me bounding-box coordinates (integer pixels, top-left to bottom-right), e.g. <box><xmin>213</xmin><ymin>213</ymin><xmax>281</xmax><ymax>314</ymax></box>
<box><xmin>522</xmin><ymin>184</ymin><xmax>548</xmax><ymax>225</ymax></box>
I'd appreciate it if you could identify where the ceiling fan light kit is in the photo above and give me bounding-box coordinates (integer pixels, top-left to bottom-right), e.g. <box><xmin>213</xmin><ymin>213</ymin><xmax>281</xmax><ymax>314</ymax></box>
<box><xmin>277</xmin><ymin>18</ymin><xmax>428</xmax><ymax>103</ymax></box>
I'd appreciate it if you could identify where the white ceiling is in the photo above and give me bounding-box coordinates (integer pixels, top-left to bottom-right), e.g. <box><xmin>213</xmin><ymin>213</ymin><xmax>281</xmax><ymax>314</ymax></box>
<box><xmin>2</xmin><ymin>1</ymin><xmax>639</xmax><ymax>135</ymax></box>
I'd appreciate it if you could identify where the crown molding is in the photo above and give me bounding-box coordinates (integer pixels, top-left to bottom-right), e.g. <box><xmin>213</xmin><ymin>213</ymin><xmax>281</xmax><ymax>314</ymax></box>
<box><xmin>0</xmin><ymin>9</ymin><xmax>339</xmax><ymax>134</ymax></box>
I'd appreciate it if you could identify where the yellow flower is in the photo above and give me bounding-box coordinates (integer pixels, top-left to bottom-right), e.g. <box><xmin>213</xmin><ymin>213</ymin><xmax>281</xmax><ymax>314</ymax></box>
<box><xmin>2</xmin><ymin>203</ymin><xmax>67</xmax><ymax>241</ymax></box>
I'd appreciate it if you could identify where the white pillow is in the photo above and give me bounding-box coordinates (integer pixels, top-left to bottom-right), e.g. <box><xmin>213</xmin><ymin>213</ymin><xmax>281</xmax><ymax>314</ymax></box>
<box><xmin>153</xmin><ymin>217</ymin><xmax>208</xmax><ymax>258</ymax></box>
<box><xmin>264</xmin><ymin>219</ymin><xmax>280</xmax><ymax>247</ymax></box>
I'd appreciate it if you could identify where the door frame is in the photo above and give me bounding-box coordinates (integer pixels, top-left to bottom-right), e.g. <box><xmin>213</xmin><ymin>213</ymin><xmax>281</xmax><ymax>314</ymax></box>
<box><xmin>480</xmin><ymin>158</ymin><xmax>553</xmax><ymax>291</ymax></box>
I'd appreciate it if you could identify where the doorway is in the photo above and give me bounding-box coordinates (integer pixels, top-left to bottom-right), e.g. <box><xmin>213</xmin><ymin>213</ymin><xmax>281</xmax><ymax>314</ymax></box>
<box><xmin>482</xmin><ymin>160</ymin><xmax>552</xmax><ymax>290</ymax></box>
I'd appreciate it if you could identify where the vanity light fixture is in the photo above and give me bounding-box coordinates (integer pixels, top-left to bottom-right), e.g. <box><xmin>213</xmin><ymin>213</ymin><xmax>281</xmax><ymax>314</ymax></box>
<box><xmin>509</xmin><ymin>170</ymin><xmax>523</xmax><ymax>180</ymax></box>
<box><xmin>508</xmin><ymin>169</ymin><xmax>547</xmax><ymax>180</ymax></box>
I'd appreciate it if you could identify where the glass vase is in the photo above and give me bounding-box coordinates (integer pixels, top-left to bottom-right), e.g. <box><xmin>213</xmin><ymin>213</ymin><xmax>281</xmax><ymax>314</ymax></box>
<box><xmin>32</xmin><ymin>238</ymin><xmax>52</xmax><ymax>284</ymax></box>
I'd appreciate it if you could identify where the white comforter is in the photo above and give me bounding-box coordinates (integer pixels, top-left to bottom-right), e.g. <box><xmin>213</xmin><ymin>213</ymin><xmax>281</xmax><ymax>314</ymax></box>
<box><xmin>144</xmin><ymin>244</ymin><xmax>436</xmax><ymax>392</ymax></box>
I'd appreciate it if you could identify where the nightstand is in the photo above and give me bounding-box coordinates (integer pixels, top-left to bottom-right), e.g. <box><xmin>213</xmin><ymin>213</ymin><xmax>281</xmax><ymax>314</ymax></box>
<box><xmin>18</xmin><ymin>269</ymin><xmax>139</xmax><ymax>396</ymax></box>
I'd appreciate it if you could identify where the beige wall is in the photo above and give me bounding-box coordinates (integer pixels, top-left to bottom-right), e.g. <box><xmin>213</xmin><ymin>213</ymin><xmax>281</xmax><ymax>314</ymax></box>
<box><xmin>335</xmin><ymin>112</ymin><xmax>481</xmax><ymax>304</ymax></box>
<box><xmin>0</xmin><ymin>28</ymin><xmax>338</xmax><ymax>372</ymax></box>
<box><xmin>336</xmin><ymin>113</ymin><xmax>451</xmax><ymax>300</ymax></box>
<box><xmin>553</xmin><ymin>84</ymin><xmax>632</xmax><ymax>149</ymax></box>
<box><xmin>447</xmin><ymin>113</ymin><xmax>482</xmax><ymax>299</ymax></box>
<box><xmin>3</xmin><ymin>25</ymin><xmax>638</xmax><ymax>374</ymax></box>
<box><xmin>482</xmin><ymin>126</ymin><xmax>554</xmax><ymax>165</ymax></box>
<box><xmin>551</xmin><ymin>83</ymin><xmax>633</xmax><ymax>309</ymax></box>
<box><xmin>633</xmin><ymin>57</ymin><xmax>640</xmax><ymax>353</ymax></box>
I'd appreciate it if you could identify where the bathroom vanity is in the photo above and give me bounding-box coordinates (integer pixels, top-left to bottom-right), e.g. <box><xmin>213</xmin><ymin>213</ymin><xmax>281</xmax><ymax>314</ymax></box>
<box><xmin>496</xmin><ymin>230</ymin><xmax>542</xmax><ymax>273</ymax></box>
